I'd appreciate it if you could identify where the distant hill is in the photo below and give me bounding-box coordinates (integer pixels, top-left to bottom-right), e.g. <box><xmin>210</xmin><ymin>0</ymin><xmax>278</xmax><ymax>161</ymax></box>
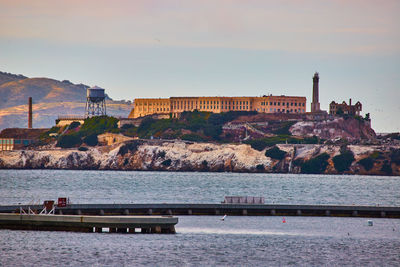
<box><xmin>0</xmin><ymin>71</ymin><xmax>95</xmax><ymax>109</ymax></box>
<box><xmin>0</xmin><ymin>71</ymin><xmax>27</xmax><ymax>85</ymax></box>
<box><xmin>0</xmin><ymin>71</ymin><xmax>133</xmax><ymax>130</ymax></box>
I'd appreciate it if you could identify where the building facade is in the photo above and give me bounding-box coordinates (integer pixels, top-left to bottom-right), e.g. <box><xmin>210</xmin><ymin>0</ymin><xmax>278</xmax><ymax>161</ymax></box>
<box><xmin>129</xmin><ymin>95</ymin><xmax>307</xmax><ymax>119</ymax></box>
<box><xmin>0</xmin><ymin>138</ymin><xmax>35</xmax><ymax>151</ymax></box>
<box><xmin>329</xmin><ymin>99</ymin><xmax>362</xmax><ymax>116</ymax></box>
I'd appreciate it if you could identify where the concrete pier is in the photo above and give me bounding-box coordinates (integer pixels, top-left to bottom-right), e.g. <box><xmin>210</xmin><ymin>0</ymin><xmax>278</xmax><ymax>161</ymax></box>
<box><xmin>1</xmin><ymin>204</ymin><xmax>399</xmax><ymax>218</ymax></box>
<box><xmin>0</xmin><ymin>213</ymin><xmax>178</xmax><ymax>234</ymax></box>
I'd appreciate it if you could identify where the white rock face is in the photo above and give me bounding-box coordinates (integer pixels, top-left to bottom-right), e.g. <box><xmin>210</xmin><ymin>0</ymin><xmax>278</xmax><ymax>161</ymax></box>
<box><xmin>0</xmin><ymin>142</ymin><xmax>397</xmax><ymax>175</ymax></box>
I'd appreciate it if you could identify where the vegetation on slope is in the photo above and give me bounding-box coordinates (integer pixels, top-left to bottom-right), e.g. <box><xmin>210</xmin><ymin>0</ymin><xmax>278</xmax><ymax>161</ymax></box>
<box><xmin>134</xmin><ymin>110</ymin><xmax>257</xmax><ymax>141</ymax></box>
<box><xmin>53</xmin><ymin>116</ymin><xmax>119</xmax><ymax>148</ymax></box>
<box><xmin>332</xmin><ymin>150</ymin><xmax>355</xmax><ymax>173</ymax></box>
<box><xmin>300</xmin><ymin>153</ymin><xmax>330</xmax><ymax>174</ymax></box>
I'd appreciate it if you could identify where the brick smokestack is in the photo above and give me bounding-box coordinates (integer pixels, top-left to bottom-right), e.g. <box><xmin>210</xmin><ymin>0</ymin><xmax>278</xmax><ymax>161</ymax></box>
<box><xmin>28</xmin><ymin>97</ymin><xmax>32</xmax><ymax>129</ymax></box>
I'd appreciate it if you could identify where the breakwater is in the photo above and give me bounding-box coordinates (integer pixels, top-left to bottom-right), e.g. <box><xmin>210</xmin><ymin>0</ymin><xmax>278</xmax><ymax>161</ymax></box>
<box><xmin>1</xmin><ymin>204</ymin><xmax>399</xmax><ymax>218</ymax></box>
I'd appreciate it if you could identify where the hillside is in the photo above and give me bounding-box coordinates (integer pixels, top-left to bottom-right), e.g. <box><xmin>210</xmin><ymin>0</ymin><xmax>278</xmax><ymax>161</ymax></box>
<box><xmin>0</xmin><ymin>72</ymin><xmax>94</xmax><ymax>109</ymax></box>
<box><xmin>0</xmin><ymin>71</ymin><xmax>133</xmax><ymax>130</ymax></box>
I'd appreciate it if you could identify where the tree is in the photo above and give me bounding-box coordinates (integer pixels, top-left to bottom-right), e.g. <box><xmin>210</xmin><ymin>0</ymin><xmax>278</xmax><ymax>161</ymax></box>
<box><xmin>265</xmin><ymin>146</ymin><xmax>287</xmax><ymax>160</ymax></box>
<box><xmin>301</xmin><ymin>153</ymin><xmax>330</xmax><ymax>174</ymax></box>
<box><xmin>83</xmin><ymin>134</ymin><xmax>98</xmax><ymax>146</ymax></box>
<box><xmin>56</xmin><ymin>134</ymin><xmax>82</xmax><ymax>148</ymax></box>
<box><xmin>332</xmin><ymin>150</ymin><xmax>355</xmax><ymax>172</ymax></box>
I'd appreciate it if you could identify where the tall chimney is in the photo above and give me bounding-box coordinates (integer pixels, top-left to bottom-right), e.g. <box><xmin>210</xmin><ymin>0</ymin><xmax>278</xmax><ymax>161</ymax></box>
<box><xmin>28</xmin><ymin>97</ymin><xmax>32</xmax><ymax>129</ymax></box>
<box><xmin>349</xmin><ymin>98</ymin><xmax>352</xmax><ymax>106</ymax></box>
<box><xmin>311</xmin><ymin>72</ymin><xmax>320</xmax><ymax>113</ymax></box>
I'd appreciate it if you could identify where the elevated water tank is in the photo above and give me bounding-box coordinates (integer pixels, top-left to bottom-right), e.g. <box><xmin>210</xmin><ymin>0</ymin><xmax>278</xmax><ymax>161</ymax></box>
<box><xmin>85</xmin><ymin>85</ymin><xmax>107</xmax><ymax>117</ymax></box>
<box><xmin>87</xmin><ymin>86</ymin><xmax>105</xmax><ymax>103</ymax></box>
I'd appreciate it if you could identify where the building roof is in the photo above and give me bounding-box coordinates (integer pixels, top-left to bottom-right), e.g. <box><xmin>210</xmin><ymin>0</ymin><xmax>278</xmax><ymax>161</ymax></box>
<box><xmin>0</xmin><ymin>128</ymin><xmax>49</xmax><ymax>139</ymax></box>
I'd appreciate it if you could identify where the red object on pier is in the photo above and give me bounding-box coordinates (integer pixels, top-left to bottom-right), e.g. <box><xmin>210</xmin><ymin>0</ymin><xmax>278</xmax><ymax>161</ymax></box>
<box><xmin>43</xmin><ymin>200</ymin><xmax>54</xmax><ymax>210</ymax></box>
<box><xmin>57</xmin><ymin>197</ymin><xmax>67</xmax><ymax>207</ymax></box>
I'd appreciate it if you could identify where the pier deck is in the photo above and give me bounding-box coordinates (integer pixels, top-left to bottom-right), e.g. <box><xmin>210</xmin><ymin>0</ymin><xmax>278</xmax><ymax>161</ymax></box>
<box><xmin>0</xmin><ymin>204</ymin><xmax>399</xmax><ymax>218</ymax></box>
<box><xmin>0</xmin><ymin>213</ymin><xmax>178</xmax><ymax>233</ymax></box>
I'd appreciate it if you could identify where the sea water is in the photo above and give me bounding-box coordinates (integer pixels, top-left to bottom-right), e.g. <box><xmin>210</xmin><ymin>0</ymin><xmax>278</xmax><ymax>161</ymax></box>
<box><xmin>0</xmin><ymin>170</ymin><xmax>399</xmax><ymax>266</ymax></box>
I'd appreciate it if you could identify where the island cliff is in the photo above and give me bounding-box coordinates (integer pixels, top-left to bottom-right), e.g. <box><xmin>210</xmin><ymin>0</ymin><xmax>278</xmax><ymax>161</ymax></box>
<box><xmin>1</xmin><ymin>140</ymin><xmax>399</xmax><ymax>176</ymax></box>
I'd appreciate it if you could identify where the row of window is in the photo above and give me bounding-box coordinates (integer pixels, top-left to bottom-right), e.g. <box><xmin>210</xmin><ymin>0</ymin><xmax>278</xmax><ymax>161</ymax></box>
<box><xmin>260</xmin><ymin>101</ymin><xmax>305</xmax><ymax>107</ymax></box>
<box><xmin>0</xmin><ymin>139</ymin><xmax>31</xmax><ymax>145</ymax></box>
<box><xmin>136</xmin><ymin>102</ymin><xmax>169</xmax><ymax>106</ymax></box>
<box><xmin>257</xmin><ymin>108</ymin><xmax>305</xmax><ymax>113</ymax></box>
<box><xmin>138</xmin><ymin>107</ymin><xmax>170</xmax><ymax>112</ymax></box>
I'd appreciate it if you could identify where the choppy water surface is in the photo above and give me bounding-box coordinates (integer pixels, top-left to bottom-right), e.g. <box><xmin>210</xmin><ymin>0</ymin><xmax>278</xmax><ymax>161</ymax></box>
<box><xmin>0</xmin><ymin>170</ymin><xmax>399</xmax><ymax>266</ymax></box>
<box><xmin>0</xmin><ymin>170</ymin><xmax>399</xmax><ymax>205</ymax></box>
<box><xmin>1</xmin><ymin>216</ymin><xmax>400</xmax><ymax>266</ymax></box>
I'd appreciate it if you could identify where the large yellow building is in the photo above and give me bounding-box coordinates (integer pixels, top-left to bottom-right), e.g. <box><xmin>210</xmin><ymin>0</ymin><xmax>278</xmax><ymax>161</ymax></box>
<box><xmin>128</xmin><ymin>95</ymin><xmax>306</xmax><ymax>119</ymax></box>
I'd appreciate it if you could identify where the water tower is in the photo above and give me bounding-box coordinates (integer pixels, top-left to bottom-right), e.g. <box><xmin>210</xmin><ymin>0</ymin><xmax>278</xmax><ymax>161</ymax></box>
<box><xmin>85</xmin><ymin>86</ymin><xmax>106</xmax><ymax>117</ymax></box>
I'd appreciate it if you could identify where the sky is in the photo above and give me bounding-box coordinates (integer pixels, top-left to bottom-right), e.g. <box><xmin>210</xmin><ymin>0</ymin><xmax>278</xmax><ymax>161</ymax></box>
<box><xmin>0</xmin><ymin>0</ymin><xmax>399</xmax><ymax>132</ymax></box>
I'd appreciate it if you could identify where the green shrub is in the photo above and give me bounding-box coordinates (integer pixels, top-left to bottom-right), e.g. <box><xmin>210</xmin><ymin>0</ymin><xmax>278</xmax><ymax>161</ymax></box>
<box><xmin>201</xmin><ymin>160</ymin><xmax>208</xmax><ymax>170</ymax></box>
<box><xmin>381</xmin><ymin>161</ymin><xmax>392</xmax><ymax>175</ymax></box>
<box><xmin>68</xmin><ymin>121</ymin><xmax>81</xmax><ymax>130</ymax></box>
<box><xmin>118</xmin><ymin>141</ymin><xmax>141</xmax><ymax>156</ymax></box>
<box><xmin>265</xmin><ymin>146</ymin><xmax>287</xmax><ymax>160</ymax></box>
<box><xmin>80</xmin><ymin>116</ymin><xmax>119</xmax><ymax>137</ymax></box>
<box><xmin>157</xmin><ymin>150</ymin><xmax>166</xmax><ymax>158</ymax></box>
<box><xmin>390</xmin><ymin>149</ymin><xmax>400</xmax><ymax>165</ymax></box>
<box><xmin>369</xmin><ymin>151</ymin><xmax>382</xmax><ymax>159</ymax></box>
<box><xmin>293</xmin><ymin>158</ymin><xmax>304</xmax><ymax>166</ymax></box>
<box><xmin>56</xmin><ymin>134</ymin><xmax>82</xmax><ymax>148</ymax></box>
<box><xmin>272</xmin><ymin>121</ymin><xmax>296</xmax><ymax>135</ymax></box>
<box><xmin>301</xmin><ymin>153</ymin><xmax>330</xmax><ymax>174</ymax></box>
<box><xmin>303</xmin><ymin>135</ymin><xmax>319</xmax><ymax>144</ymax></box>
<box><xmin>256</xmin><ymin>164</ymin><xmax>264</xmax><ymax>171</ymax></box>
<box><xmin>48</xmin><ymin>126</ymin><xmax>61</xmax><ymax>134</ymax></box>
<box><xmin>332</xmin><ymin>150</ymin><xmax>355</xmax><ymax>172</ymax></box>
<box><xmin>161</xmin><ymin>159</ymin><xmax>172</xmax><ymax>166</ymax></box>
<box><xmin>358</xmin><ymin>157</ymin><xmax>374</xmax><ymax>171</ymax></box>
<box><xmin>83</xmin><ymin>134</ymin><xmax>98</xmax><ymax>146</ymax></box>
<box><xmin>121</xmin><ymin>124</ymin><xmax>136</xmax><ymax>129</ymax></box>
<box><xmin>181</xmin><ymin>133</ymin><xmax>207</xmax><ymax>142</ymax></box>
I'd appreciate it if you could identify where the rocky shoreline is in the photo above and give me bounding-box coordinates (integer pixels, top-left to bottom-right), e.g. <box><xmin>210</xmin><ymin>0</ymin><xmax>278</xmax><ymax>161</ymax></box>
<box><xmin>0</xmin><ymin>140</ymin><xmax>399</xmax><ymax>176</ymax></box>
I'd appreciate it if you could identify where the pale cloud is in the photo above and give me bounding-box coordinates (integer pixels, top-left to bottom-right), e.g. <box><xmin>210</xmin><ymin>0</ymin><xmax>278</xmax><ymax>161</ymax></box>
<box><xmin>0</xmin><ymin>0</ymin><xmax>399</xmax><ymax>54</ymax></box>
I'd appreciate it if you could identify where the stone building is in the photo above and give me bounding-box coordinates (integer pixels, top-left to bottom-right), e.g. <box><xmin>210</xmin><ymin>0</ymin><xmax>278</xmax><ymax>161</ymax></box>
<box><xmin>329</xmin><ymin>99</ymin><xmax>362</xmax><ymax>116</ymax></box>
<box><xmin>0</xmin><ymin>128</ymin><xmax>48</xmax><ymax>151</ymax></box>
<box><xmin>129</xmin><ymin>95</ymin><xmax>306</xmax><ymax>119</ymax></box>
